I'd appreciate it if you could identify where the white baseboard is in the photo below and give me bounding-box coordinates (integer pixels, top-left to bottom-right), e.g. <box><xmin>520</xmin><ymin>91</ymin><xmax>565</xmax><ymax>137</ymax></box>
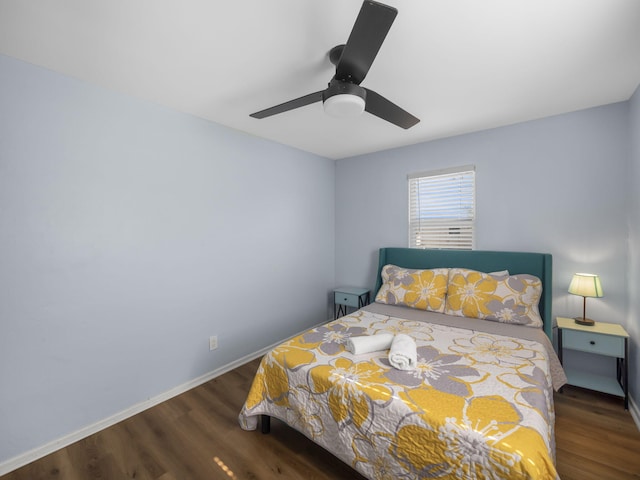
<box><xmin>0</xmin><ymin>345</ymin><xmax>272</xmax><ymax>476</ymax></box>
<box><xmin>0</xmin><ymin>319</ymin><xmax>332</xmax><ymax>477</ymax></box>
<box><xmin>629</xmin><ymin>395</ymin><xmax>640</xmax><ymax>431</ymax></box>
<box><xmin>2</xmin><ymin>325</ymin><xmax>638</xmax><ymax>475</ymax></box>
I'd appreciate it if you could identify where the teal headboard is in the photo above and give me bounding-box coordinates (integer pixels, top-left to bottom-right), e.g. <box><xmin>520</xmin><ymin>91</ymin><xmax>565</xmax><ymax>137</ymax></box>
<box><xmin>374</xmin><ymin>248</ymin><xmax>553</xmax><ymax>340</ymax></box>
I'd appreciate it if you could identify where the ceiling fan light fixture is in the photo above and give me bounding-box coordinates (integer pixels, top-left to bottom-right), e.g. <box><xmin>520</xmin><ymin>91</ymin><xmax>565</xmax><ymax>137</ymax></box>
<box><xmin>323</xmin><ymin>93</ymin><xmax>366</xmax><ymax>118</ymax></box>
<box><xmin>322</xmin><ymin>81</ymin><xmax>367</xmax><ymax>118</ymax></box>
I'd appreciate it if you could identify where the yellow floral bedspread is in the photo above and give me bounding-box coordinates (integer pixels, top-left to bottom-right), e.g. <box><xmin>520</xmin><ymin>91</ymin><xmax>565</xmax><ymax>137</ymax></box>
<box><xmin>238</xmin><ymin>310</ymin><xmax>559</xmax><ymax>480</ymax></box>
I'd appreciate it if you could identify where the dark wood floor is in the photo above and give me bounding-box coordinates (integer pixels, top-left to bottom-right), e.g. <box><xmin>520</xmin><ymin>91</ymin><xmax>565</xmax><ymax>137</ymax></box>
<box><xmin>3</xmin><ymin>357</ymin><xmax>640</xmax><ymax>480</ymax></box>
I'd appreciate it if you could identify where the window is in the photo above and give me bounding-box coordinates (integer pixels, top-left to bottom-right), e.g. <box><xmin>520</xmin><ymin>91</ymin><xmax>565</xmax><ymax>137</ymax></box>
<box><xmin>408</xmin><ymin>165</ymin><xmax>475</xmax><ymax>250</ymax></box>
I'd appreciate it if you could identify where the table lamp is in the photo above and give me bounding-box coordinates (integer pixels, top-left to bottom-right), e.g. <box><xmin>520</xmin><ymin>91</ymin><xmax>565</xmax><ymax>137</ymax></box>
<box><xmin>568</xmin><ymin>273</ymin><xmax>603</xmax><ymax>326</ymax></box>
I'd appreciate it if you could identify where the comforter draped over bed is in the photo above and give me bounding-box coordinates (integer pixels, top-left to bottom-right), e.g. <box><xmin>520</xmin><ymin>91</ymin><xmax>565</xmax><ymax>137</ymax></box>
<box><xmin>239</xmin><ymin>306</ymin><xmax>563</xmax><ymax>480</ymax></box>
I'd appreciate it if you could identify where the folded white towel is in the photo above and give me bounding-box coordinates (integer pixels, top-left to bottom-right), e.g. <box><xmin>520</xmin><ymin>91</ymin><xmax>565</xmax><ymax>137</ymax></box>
<box><xmin>345</xmin><ymin>333</ymin><xmax>394</xmax><ymax>355</ymax></box>
<box><xmin>388</xmin><ymin>334</ymin><xmax>417</xmax><ymax>371</ymax></box>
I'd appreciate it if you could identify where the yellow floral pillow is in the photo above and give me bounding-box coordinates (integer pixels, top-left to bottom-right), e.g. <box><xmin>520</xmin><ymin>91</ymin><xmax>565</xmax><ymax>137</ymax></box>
<box><xmin>375</xmin><ymin>265</ymin><xmax>449</xmax><ymax>313</ymax></box>
<box><xmin>445</xmin><ymin>268</ymin><xmax>543</xmax><ymax>327</ymax></box>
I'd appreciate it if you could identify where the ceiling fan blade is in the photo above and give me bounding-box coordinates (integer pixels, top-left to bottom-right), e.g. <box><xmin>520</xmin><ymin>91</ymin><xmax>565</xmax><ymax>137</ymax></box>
<box><xmin>250</xmin><ymin>91</ymin><xmax>324</xmax><ymax>119</ymax></box>
<box><xmin>335</xmin><ymin>1</ymin><xmax>397</xmax><ymax>85</ymax></box>
<box><xmin>364</xmin><ymin>88</ymin><xmax>420</xmax><ymax>129</ymax></box>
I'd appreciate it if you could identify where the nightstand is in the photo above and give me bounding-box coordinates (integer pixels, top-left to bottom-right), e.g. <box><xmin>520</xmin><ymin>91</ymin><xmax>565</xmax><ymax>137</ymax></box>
<box><xmin>334</xmin><ymin>287</ymin><xmax>370</xmax><ymax>319</ymax></box>
<box><xmin>557</xmin><ymin>316</ymin><xmax>629</xmax><ymax>409</ymax></box>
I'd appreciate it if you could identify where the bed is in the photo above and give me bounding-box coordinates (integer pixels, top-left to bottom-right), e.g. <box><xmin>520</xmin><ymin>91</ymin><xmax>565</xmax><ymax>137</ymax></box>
<box><xmin>239</xmin><ymin>248</ymin><xmax>566</xmax><ymax>479</ymax></box>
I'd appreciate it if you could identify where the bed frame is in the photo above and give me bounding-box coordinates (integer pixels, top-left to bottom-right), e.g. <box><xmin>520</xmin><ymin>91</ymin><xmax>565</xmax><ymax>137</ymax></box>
<box><xmin>374</xmin><ymin>248</ymin><xmax>553</xmax><ymax>340</ymax></box>
<box><xmin>260</xmin><ymin>247</ymin><xmax>553</xmax><ymax>439</ymax></box>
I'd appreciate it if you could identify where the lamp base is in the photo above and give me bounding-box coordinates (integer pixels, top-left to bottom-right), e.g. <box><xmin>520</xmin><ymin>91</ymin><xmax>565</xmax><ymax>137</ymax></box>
<box><xmin>574</xmin><ymin>317</ymin><xmax>595</xmax><ymax>326</ymax></box>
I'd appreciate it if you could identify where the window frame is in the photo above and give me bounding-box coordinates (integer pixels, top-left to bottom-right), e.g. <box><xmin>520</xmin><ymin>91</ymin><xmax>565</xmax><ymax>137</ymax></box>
<box><xmin>407</xmin><ymin>165</ymin><xmax>476</xmax><ymax>250</ymax></box>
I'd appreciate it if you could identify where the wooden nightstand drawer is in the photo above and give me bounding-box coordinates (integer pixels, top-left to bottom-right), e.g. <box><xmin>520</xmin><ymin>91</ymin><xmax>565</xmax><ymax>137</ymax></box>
<box><xmin>562</xmin><ymin>329</ymin><xmax>625</xmax><ymax>357</ymax></box>
<box><xmin>334</xmin><ymin>291</ymin><xmax>361</xmax><ymax>308</ymax></box>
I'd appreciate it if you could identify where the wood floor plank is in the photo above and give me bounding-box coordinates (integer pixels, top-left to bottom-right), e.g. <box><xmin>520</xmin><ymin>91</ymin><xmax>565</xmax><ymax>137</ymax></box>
<box><xmin>3</xmin><ymin>358</ymin><xmax>640</xmax><ymax>480</ymax></box>
<box><xmin>102</xmin><ymin>420</ymin><xmax>165</xmax><ymax>480</ymax></box>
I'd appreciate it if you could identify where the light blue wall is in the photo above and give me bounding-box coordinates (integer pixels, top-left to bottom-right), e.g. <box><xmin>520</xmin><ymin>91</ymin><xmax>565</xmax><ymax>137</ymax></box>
<box><xmin>628</xmin><ymin>84</ymin><xmax>640</xmax><ymax>405</ymax></box>
<box><xmin>336</xmin><ymin>103</ymin><xmax>631</xmax><ymax>377</ymax></box>
<box><xmin>1</xmin><ymin>48</ymin><xmax>637</xmax><ymax>469</ymax></box>
<box><xmin>0</xmin><ymin>54</ymin><xmax>335</xmax><ymax>464</ymax></box>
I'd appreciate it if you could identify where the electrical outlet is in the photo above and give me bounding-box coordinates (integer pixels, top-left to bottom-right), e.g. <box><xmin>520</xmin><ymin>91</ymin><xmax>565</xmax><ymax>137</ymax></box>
<box><xmin>209</xmin><ymin>335</ymin><xmax>218</xmax><ymax>351</ymax></box>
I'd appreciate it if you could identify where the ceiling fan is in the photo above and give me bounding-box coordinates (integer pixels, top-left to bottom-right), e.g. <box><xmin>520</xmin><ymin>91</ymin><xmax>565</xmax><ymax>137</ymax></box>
<box><xmin>250</xmin><ymin>0</ymin><xmax>420</xmax><ymax>129</ymax></box>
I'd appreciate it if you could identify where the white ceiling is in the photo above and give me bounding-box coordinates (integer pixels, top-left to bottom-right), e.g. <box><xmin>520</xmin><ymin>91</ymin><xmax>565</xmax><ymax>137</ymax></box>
<box><xmin>1</xmin><ymin>0</ymin><xmax>639</xmax><ymax>160</ymax></box>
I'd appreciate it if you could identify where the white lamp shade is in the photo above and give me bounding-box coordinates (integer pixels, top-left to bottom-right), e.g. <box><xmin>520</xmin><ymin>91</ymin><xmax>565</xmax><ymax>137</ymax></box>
<box><xmin>568</xmin><ymin>273</ymin><xmax>603</xmax><ymax>298</ymax></box>
<box><xmin>323</xmin><ymin>94</ymin><xmax>366</xmax><ymax>118</ymax></box>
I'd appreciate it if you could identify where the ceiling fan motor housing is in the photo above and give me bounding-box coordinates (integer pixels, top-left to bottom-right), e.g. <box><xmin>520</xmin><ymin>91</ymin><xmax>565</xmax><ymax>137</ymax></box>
<box><xmin>322</xmin><ymin>80</ymin><xmax>367</xmax><ymax>117</ymax></box>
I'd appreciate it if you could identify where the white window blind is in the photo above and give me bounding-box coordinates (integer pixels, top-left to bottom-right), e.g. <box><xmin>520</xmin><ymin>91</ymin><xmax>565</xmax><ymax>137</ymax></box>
<box><xmin>408</xmin><ymin>166</ymin><xmax>475</xmax><ymax>250</ymax></box>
